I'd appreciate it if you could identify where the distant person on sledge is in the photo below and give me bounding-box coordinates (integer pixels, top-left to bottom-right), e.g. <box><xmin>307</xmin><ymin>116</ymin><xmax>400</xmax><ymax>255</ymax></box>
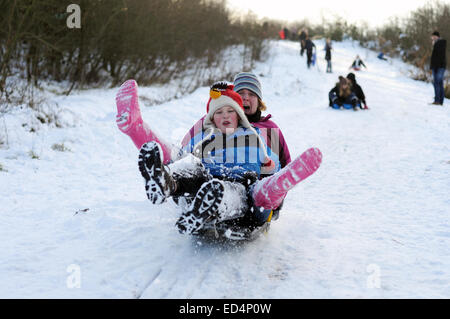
<box><xmin>305</xmin><ymin>36</ymin><xmax>316</xmax><ymax>69</ymax></box>
<box><xmin>349</xmin><ymin>55</ymin><xmax>367</xmax><ymax>71</ymax></box>
<box><xmin>328</xmin><ymin>76</ymin><xmax>359</xmax><ymax>110</ymax></box>
<box><xmin>346</xmin><ymin>72</ymin><xmax>368</xmax><ymax>109</ymax></box>
<box><xmin>377</xmin><ymin>52</ymin><xmax>388</xmax><ymax>61</ymax></box>
<box><xmin>324</xmin><ymin>38</ymin><xmax>333</xmax><ymax>73</ymax></box>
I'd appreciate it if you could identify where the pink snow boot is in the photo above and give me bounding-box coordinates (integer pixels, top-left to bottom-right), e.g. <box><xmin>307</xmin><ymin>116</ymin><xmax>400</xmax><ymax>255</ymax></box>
<box><xmin>115</xmin><ymin>79</ymin><xmax>172</xmax><ymax>164</ymax></box>
<box><xmin>252</xmin><ymin>147</ymin><xmax>322</xmax><ymax>210</ymax></box>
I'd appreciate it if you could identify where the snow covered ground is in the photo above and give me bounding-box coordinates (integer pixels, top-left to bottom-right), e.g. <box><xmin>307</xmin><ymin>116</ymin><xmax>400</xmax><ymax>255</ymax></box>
<box><xmin>0</xmin><ymin>40</ymin><xmax>449</xmax><ymax>299</ymax></box>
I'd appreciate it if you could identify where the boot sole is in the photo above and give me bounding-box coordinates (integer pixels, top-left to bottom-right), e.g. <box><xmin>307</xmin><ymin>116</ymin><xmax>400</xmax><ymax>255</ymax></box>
<box><xmin>176</xmin><ymin>180</ymin><xmax>224</xmax><ymax>234</ymax></box>
<box><xmin>138</xmin><ymin>142</ymin><xmax>166</xmax><ymax>204</ymax></box>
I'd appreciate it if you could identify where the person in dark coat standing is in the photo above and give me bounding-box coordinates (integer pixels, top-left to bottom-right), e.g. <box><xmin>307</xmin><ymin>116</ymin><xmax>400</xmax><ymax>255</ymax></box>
<box><xmin>283</xmin><ymin>27</ymin><xmax>290</xmax><ymax>40</ymax></box>
<box><xmin>347</xmin><ymin>72</ymin><xmax>368</xmax><ymax>109</ymax></box>
<box><xmin>305</xmin><ymin>36</ymin><xmax>316</xmax><ymax>69</ymax></box>
<box><xmin>299</xmin><ymin>29</ymin><xmax>307</xmax><ymax>56</ymax></box>
<box><xmin>325</xmin><ymin>38</ymin><xmax>332</xmax><ymax>73</ymax></box>
<box><xmin>430</xmin><ymin>31</ymin><xmax>447</xmax><ymax>105</ymax></box>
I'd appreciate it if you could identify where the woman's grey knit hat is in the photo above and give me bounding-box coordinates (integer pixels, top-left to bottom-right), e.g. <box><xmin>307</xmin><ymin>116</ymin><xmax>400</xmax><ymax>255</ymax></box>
<box><xmin>233</xmin><ymin>72</ymin><xmax>262</xmax><ymax>100</ymax></box>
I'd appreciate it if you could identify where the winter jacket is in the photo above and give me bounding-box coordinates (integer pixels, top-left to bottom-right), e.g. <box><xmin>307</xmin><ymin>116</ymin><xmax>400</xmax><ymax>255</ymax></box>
<box><xmin>305</xmin><ymin>39</ymin><xmax>315</xmax><ymax>54</ymax></box>
<box><xmin>346</xmin><ymin>74</ymin><xmax>366</xmax><ymax>105</ymax></box>
<box><xmin>183</xmin><ymin>126</ymin><xmax>277</xmax><ymax>179</ymax></box>
<box><xmin>299</xmin><ymin>31</ymin><xmax>307</xmax><ymax>42</ymax></box>
<box><xmin>350</xmin><ymin>82</ymin><xmax>365</xmax><ymax>105</ymax></box>
<box><xmin>430</xmin><ymin>38</ymin><xmax>447</xmax><ymax>70</ymax></box>
<box><xmin>181</xmin><ymin>114</ymin><xmax>291</xmax><ymax>170</ymax></box>
<box><xmin>328</xmin><ymin>84</ymin><xmax>358</xmax><ymax>106</ymax></box>
<box><xmin>350</xmin><ymin>58</ymin><xmax>366</xmax><ymax>69</ymax></box>
<box><xmin>325</xmin><ymin>44</ymin><xmax>332</xmax><ymax>61</ymax></box>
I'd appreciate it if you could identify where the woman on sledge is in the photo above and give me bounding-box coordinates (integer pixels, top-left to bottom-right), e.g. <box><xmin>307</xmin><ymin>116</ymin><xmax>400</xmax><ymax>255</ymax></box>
<box><xmin>328</xmin><ymin>76</ymin><xmax>359</xmax><ymax>110</ymax></box>
<box><xmin>346</xmin><ymin>72</ymin><xmax>368</xmax><ymax>109</ymax></box>
<box><xmin>137</xmin><ymin>82</ymin><xmax>279</xmax><ymax>236</ymax></box>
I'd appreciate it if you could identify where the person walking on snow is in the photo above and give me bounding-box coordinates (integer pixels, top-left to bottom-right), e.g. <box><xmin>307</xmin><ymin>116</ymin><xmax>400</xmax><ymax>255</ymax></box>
<box><xmin>298</xmin><ymin>28</ymin><xmax>307</xmax><ymax>56</ymax></box>
<box><xmin>346</xmin><ymin>72</ymin><xmax>368</xmax><ymax>109</ymax></box>
<box><xmin>305</xmin><ymin>36</ymin><xmax>316</xmax><ymax>69</ymax></box>
<box><xmin>325</xmin><ymin>38</ymin><xmax>332</xmax><ymax>73</ymax></box>
<box><xmin>349</xmin><ymin>55</ymin><xmax>367</xmax><ymax>71</ymax></box>
<box><xmin>429</xmin><ymin>31</ymin><xmax>447</xmax><ymax>106</ymax></box>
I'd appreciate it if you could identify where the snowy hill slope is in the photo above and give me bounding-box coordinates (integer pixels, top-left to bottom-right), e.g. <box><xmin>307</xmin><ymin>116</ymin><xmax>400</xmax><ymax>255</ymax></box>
<box><xmin>0</xmin><ymin>40</ymin><xmax>449</xmax><ymax>298</ymax></box>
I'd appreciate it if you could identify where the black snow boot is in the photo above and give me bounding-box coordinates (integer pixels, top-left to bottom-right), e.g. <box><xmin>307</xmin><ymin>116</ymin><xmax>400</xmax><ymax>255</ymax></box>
<box><xmin>138</xmin><ymin>141</ymin><xmax>176</xmax><ymax>204</ymax></box>
<box><xmin>176</xmin><ymin>179</ymin><xmax>225</xmax><ymax>234</ymax></box>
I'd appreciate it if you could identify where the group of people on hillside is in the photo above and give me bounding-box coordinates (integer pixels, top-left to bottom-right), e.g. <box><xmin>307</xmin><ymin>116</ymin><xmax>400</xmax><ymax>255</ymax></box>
<box><xmin>114</xmin><ymin>29</ymin><xmax>445</xmax><ymax>240</ymax></box>
<box><xmin>298</xmin><ymin>30</ymin><xmax>333</xmax><ymax>72</ymax></box>
<box><xmin>298</xmin><ymin>29</ymin><xmax>317</xmax><ymax>69</ymax></box>
<box><xmin>297</xmin><ymin>29</ymin><xmax>369</xmax><ymax>74</ymax></box>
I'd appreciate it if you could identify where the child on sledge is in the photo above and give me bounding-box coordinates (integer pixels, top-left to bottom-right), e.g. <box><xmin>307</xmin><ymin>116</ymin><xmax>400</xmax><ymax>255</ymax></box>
<box><xmin>349</xmin><ymin>55</ymin><xmax>367</xmax><ymax>71</ymax></box>
<box><xmin>136</xmin><ymin>82</ymin><xmax>278</xmax><ymax>235</ymax></box>
<box><xmin>116</xmin><ymin>72</ymin><xmax>291</xmax><ymax>171</ymax></box>
<box><xmin>179</xmin><ymin>72</ymin><xmax>292</xmax><ymax>224</ymax></box>
<box><xmin>328</xmin><ymin>76</ymin><xmax>359</xmax><ymax>110</ymax></box>
<box><xmin>377</xmin><ymin>52</ymin><xmax>388</xmax><ymax>61</ymax></box>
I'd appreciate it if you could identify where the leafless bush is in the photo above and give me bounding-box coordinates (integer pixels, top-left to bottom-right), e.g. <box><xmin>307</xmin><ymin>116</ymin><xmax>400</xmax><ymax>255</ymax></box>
<box><xmin>350</xmin><ymin>1</ymin><xmax>449</xmax><ymax>79</ymax></box>
<box><xmin>0</xmin><ymin>0</ymin><xmax>274</xmax><ymax>102</ymax></box>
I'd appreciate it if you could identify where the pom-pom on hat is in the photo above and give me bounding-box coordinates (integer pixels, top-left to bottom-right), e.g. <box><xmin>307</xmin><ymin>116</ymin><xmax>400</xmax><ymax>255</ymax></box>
<box><xmin>204</xmin><ymin>82</ymin><xmax>252</xmax><ymax>130</ymax></box>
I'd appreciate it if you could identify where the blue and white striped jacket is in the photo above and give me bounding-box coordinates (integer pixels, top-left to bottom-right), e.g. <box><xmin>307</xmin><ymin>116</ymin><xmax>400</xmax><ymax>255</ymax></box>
<box><xmin>183</xmin><ymin>126</ymin><xmax>280</xmax><ymax>179</ymax></box>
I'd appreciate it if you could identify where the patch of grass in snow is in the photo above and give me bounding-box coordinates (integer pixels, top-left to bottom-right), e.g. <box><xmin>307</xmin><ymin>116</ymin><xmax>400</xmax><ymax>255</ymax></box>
<box><xmin>51</xmin><ymin>143</ymin><xmax>71</xmax><ymax>152</ymax></box>
<box><xmin>0</xmin><ymin>163</ymin><xmax>5</xmax><ymax>172</ymax></box>
<box><xmin>28</xmin><ymin>150</ymin><xmax>39</xmax><ymax>159</ymax></box>
<box><xmin>0</xmin><ymin>116</ymin><xmax>7</xmax><ymax>148</ymax></box>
